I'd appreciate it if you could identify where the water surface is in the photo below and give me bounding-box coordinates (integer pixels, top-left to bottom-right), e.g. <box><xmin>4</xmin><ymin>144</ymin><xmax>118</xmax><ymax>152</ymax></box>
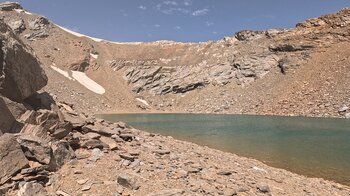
<box><xmin>98</xmin><ymin>113</ymin><xmax>350</xmax><ymax>185</ymax></box>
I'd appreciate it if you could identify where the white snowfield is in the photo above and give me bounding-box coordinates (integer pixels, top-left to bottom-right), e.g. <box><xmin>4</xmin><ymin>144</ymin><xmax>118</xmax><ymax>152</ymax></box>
<box><xmin>71</xmin><ymin>71</ymin><xmax>106</xmax><ymax>95</ymax></box>
<box><xmin>56</xmin><ymin>25</ymin><xmax>104</xmax><ymax>42</ymax></box>
<box><xmin>50</xmin><ymin>65</ymin><xmax>73</xmax><ymax>80</ymax></box>
<box><xmin>136</xmin><ymin>98</ymin><xmax>150</xmax><ymax>106</ymax></box>
<box><xmin>55</xmin><ymin>25</ymin><xmax>144</xmax><ymax>45</ymax></box>
<box><xmin>14</xmin><ymin>8</ymin><xmax>33</xmax><ymax>15</ymax></box>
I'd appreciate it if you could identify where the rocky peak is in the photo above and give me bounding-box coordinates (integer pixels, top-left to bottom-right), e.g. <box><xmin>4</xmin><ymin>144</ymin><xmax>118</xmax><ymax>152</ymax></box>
<box><xmin>0</xmin><ymin>2</ymin><xmax>23</xmax><ymax>11</ymax></box>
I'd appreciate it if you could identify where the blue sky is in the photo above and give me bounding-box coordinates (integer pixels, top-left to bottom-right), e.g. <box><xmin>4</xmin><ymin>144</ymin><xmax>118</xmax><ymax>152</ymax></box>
<box><xmin>13</xmin><ymin>0</ymin><xmax>350</xmax><ymax>42</ymax></box>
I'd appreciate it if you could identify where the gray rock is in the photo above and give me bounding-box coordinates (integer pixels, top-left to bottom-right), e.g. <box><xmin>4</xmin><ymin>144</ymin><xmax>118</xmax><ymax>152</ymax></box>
<box><xmin>0</xmin><ymin>2</ymin><xmax>23</xmax><ymax>11</ymax></box>
<box><xmin>117</xmin><ymin>173</ymin><xmax>140</xmax><ymax>190</ymax></box>
<box><xmin>16</xmin><ymin>134</ymin><xmax>53</xmax><ymax>165</ymax></box>
<box><xmin>0</xmin><ymin>134</ymin><xmax>29</xmax><ymax>185</ymax></box>
<box><xmin>0</xmin><ymin>20</ymin><xmax>48</xmax><ymax>102</ymax></box>
<box><xmin>19</xmin><ymin>110</ymin><xmax>37</xmax><ymax>124</ymax></box>
<box><xmin>35</xmin><ymin>109</ymin><xmax>60</xmax><ymax>130</ymax></box>
<box><xmin>99</xmin><ymin>136</ymin><xmax>118</xmax><ymax>150</ymax></box>
<box><xmin>345</xmin><ymin>113</ymin><xmax>350</xmax><ymax>119</ymax></box>
<box><xmin>20</xmin><ymin>124</ymin><xmax>48</xmax><ymax>139</ymax></box>
<box><xmin>257</xmin><ymin>184</ymin><xmax>271</xmax><ymax>193</ymax></box>
<box><xmin>9</xmin><ymin>19</ymin><xmax>26</xmax><ymax>33</ymax></box>
<box><xmin>63</xmin><ymin>112</ymin><xmax>86</xmax><ymax>128</ymax></box>
<box><xmin>0</xmin><ymin>98</ymin><xmax>15</xmax><ymax>134</ymax></box>
<box><xmin>51</xmin><ymin>121</ymin><xmax>72</xmax><ymax>139</ymax></box>
<box><xmin>52</xmin><ymin>141</ymin><xmax>76</xmax><ymax>167</ymax></box>
<box><xmin>339</xmin><ymin>106</ymin><xmax>349</xmax><ymax>113</ymax></box>
<box><xmin>148</xmin><ymin>189</ymin><xmax>185</xmax><ymax>196</ymax></box>
<box><xmin>17</xmin><ymin>182</ymin><xmax>47</xmax><ymax>196</ymax></box>
<box><xmin>28</xmin><ymin>17</ymin><xmax>50</xmax><ymax>31</ymax></box>
<box><xmin>82</xmin><ymin>124</ymin><xmax>119</xmax><ymax>137</ymax></box>
<box><xmin>88</xmin><ymin>148</ymin><xmax>103</xmax><ymax>162</ymax></box>
<box><xmin>153</xmin><ymin>149</ymin><xmax>170</xmax><ymax>156</ymax></box>
<box><xmin>81</xmin><ymin>139</ymin><xmax>106</xmax><ymax>149</ymax></box>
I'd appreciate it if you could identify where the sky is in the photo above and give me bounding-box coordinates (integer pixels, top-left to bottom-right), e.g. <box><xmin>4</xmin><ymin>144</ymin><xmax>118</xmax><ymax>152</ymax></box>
<box><xmin>13</xmin><ymin>0</ymin><xmax>350</xmax><ymax>42</ymax></box>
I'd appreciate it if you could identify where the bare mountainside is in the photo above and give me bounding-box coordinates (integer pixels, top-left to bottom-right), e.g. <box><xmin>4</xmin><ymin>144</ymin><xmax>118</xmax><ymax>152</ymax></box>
<box><xmin>1</xmin><ymin>3</ymin><xmax>350</xmax><ymax>117</ymax></box>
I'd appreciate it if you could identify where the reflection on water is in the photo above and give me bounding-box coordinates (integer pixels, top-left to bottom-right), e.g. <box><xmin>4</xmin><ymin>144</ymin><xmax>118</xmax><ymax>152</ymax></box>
<box><xmin>97</xmin><ymin>113</ymin><xmax>350</xmax><ymax>185</ymax></box>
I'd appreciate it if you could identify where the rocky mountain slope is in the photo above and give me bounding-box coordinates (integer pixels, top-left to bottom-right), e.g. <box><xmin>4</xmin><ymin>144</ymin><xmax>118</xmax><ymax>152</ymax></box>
<box><xmin>0</xmin><ymin>2</ymin><xmax>349</xmax><ymax>117</ymax></box>
<box><xmin>1</xmin><ymin>2</ymin><xmax>350</xmax><ymax>195</ymax></box>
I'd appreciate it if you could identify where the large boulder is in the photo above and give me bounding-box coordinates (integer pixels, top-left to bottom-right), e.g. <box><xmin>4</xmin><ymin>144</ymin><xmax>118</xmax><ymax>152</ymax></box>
<box><xmin>0</xmin><ymin>2</ymin><xmax>23</xmax><ymax>11</ymax></box>
<box><xmin>0</xmin><ymin>19</ymin><xmax>47</xmax><ymax>102</ymax></box>
<box><xmin>0</xmin><ymin>134</ymin><xmax>29</xmax><ymax>185</ymax></box>
<box><xmin>0</xmin><ymin>97</ymin><xmax>15</xmax><ymax>134</ymax></box>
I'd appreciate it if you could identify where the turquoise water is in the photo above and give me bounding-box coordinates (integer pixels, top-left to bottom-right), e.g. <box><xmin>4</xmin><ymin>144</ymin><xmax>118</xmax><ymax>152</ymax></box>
<box><xmin>97</xmin><ymin>113</ymin><xmax>350</xmax><ymax>185</ymax></box>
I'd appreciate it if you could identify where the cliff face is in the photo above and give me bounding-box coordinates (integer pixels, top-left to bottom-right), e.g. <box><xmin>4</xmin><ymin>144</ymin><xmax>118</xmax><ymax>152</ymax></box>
<box><xmin>0</xmin><ymin>3</ymin><xmax>349</xmax><ymax>117</ymax></box>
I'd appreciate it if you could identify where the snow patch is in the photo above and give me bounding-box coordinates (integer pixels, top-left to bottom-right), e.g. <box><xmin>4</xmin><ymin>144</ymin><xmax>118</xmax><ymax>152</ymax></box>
<box><xmin>71</xmin><ymin>71</ymin><xmax>105</xmax><ymax>94</ymax></box>
<box><xmin>136</xmin><ymin>98</ymin><xmax>150</xmax><ymax>106</ymax></box>
<box><xmin>51</xmin><ymin>65</ymin><xmax>73</xmax><ymax>80</ymax></box>
<box><xmin>24</xmin><ymin>11</ymin><xmax>33</xmax><ymax>15</ymax></box>
<box><xmin>56</xmin><ymin>25</ymin><xmax>103</xmax><ymax>42</ymax></box>
<box><xmin>90</xmin><ymin>53</ymin><xmax>98</xmax><ymax>59</ymax></box>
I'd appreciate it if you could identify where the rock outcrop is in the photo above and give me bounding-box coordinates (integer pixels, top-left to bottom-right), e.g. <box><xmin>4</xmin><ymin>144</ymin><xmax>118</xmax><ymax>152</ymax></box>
<box><xmin>0</xmin><ymin>19</ymin><xmax>47</xmax><ymax>102</ymax></box>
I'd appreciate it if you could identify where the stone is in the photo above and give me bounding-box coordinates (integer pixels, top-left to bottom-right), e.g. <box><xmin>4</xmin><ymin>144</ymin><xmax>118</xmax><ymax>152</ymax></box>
<box><xmin>16</xmin><ymin>134</ymin><xmax>53</xmax><ymax>165</ymax></box>
<box><xmin>77</xmin><ymin>178</ymin><xmax>89</xmax><ymax>185</ymax></box>
<box><xmin>119</xmin><ymin>153</ymin><xmax>135</xmax><ymax>162</ymax></box>
<box><xmin>0</xmin><ymin>2</ymin><xmax>23</xmax><ymax>11</ymax></box>
<box><xmin>148</xmin><ymin>189</ymin><xmax>185</xmax><ymax>196</ymax></box>
<box><xmin>117</xmin><ymin>173</ymin><xmax>140</xmax><ymax>190</ymax></box>
<box><xmin>119</xmin><ymin>133</ymin><xmax>134</xmax><ymax>141</ymax></box>
<box><xmin>28</xmin><ymin>17</ymin><xmax>50</xmax><ymax>31</ymax></box>
<box><xmin>345</xmin><ymin>113</ymin><xmax>350</xmax><ymax>119</ymax></box>
<box><xmin>88</xmin><ymin>148</ymin><xmax>103</xmax><ymax>162</ymax></box>
<box><xmin>339</xmin><ymin>106</ymin><xmax>349</xmax><ymax>113</ymax></box>
<box><xmin>9</xmin><ymin>19</ymin><xmax>26</xmax><ymax>33</ymax></box>
<box><xmin>0</xmin><ymin>98</ymin><xmax>15</xmax><ymax>134</ymax></box>
<box><xmin>62</xmin><ymin>112</ymin><xmax>86</xmax><ymax>128</ymax></box>
<box><xmin>56</xmin><ymin>190</ymin><xmax>71</xmax><ymax>196</ymax></box>
<box><xmin>35</xmin><ymin>109</ymin><xmax>60</xmax><ymax>130</ymax></box>
<box><xmin>99</xmin><ymin>136</ymin><xmax>118</xmax><ymax>150</ymax></box>
<box><xmin>257</xmin><ymin>184</ymin><xmax>271</xmax><ymax>193</ymax></box>
<box><xmin>81</xmin><ymin>139</ymin><xmax>106</xmax><ymax>149</ymax></box>
<box><xmin>0</xmin><ymin>20</ymin><xmax>48</xmax><ymax>102</ymax></box>
<box><xmin>52</xmin><ymin>121</ymin><xmax>72</xmax><ymax>139</ymax></box>
<box><xmin>0</xmin><ymin>134</ymin><xmax>29</xmax><ymax>185</ymax></box>
<box><xmin>217</xmin><ymin>171</ymin><xmax>233</xmax><ymax>176</ymax></box>
<box><xmin>153</xmin><ymin>149</ymin><xmax>171</xmax><ymax>156</ymax></box>
<box><xmin>24</xmin><ymin>92</ymin><xmax>56</xmax><ymax>110</ymax></box>
<box><xmin>52</xmin><ymin>141</ymin><xmax>76</xmax><ymax>167</ymax></box>
<box><xmin>19</xmin><ymin>110</ymin><xmax>37</xmax><ymax>124</ymax></box>
<box><xmin>82</xmin><ymin>124</ymin><xmax>119</xmax><ymax>136</ymax></box>
<box><xmin>17</xmin><ymin>182</ymin><xmax>47</xmax><ymax>196</ymax></box>
<box><xmin>223</xmin><ymin>189</ymin><xmax>237</xmax><ymax>196</ymax></box>
<box><xmin>81</xmin><ymin>183</ymin><xmax>92</xmax><ymax>191</ymax></box>
<box><xmin>84</xmin><ymin>132</ymin><xmax>101</xmax><ymax>140</ymax></box>
<box><xmin>20</xmin><ymin>124</ymin><xmax>48</xmax><ymax>139</ymax></box>
<box><xmin>2</xmin><ymin>95</ymin><xmax>27</xmax><ymax>118</ymax></box>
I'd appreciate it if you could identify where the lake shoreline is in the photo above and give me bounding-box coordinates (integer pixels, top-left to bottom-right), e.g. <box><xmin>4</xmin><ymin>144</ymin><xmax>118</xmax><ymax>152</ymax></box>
<box><xmin>46</xmin><ymin>120</ymin><xmax>350</xmax><ymax>195</ymax></box>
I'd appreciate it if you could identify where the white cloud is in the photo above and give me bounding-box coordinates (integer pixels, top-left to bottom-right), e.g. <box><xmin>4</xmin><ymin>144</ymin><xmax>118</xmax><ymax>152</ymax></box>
<box><xmin>139</xmin><ymin>5</ymin><xmax>147</xmax><ymax>10</ymax></box>
<box><xmin>212</xmin><ymin>31</ymin><xmax>218</xmax><ymax>35</ymax></box>
<box><xmin>184</xmin><ymin>0</ymin><xmax>192</xmax><ymax>6</ymax></box>
<box><xmin>154</xmin><ymin>24</ymin><xmax>161</xmax><ymax>28</ymax></box>
<box><xmin>174</xmin><ymin>26</ymin><xmax>181</xmax><ymax>30</ymax></box>
<box><xmin>161</xmin><ymin>7</ymin><xmax>190</xmax><ymax>15</ymax></box>
<box><xmin>164</xmin><ymin>1</ymin><xmax>178</xmax><ymax>6</ymax></box>
<box><xmin>192</xmin><ymin>8</ymin><xmax>209</xmax><ymax>16</ymax></box>
<box><xmin>206</xmin><ymin>21</ymin><xmax>214</xmax><ymax>26</ymax></box>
